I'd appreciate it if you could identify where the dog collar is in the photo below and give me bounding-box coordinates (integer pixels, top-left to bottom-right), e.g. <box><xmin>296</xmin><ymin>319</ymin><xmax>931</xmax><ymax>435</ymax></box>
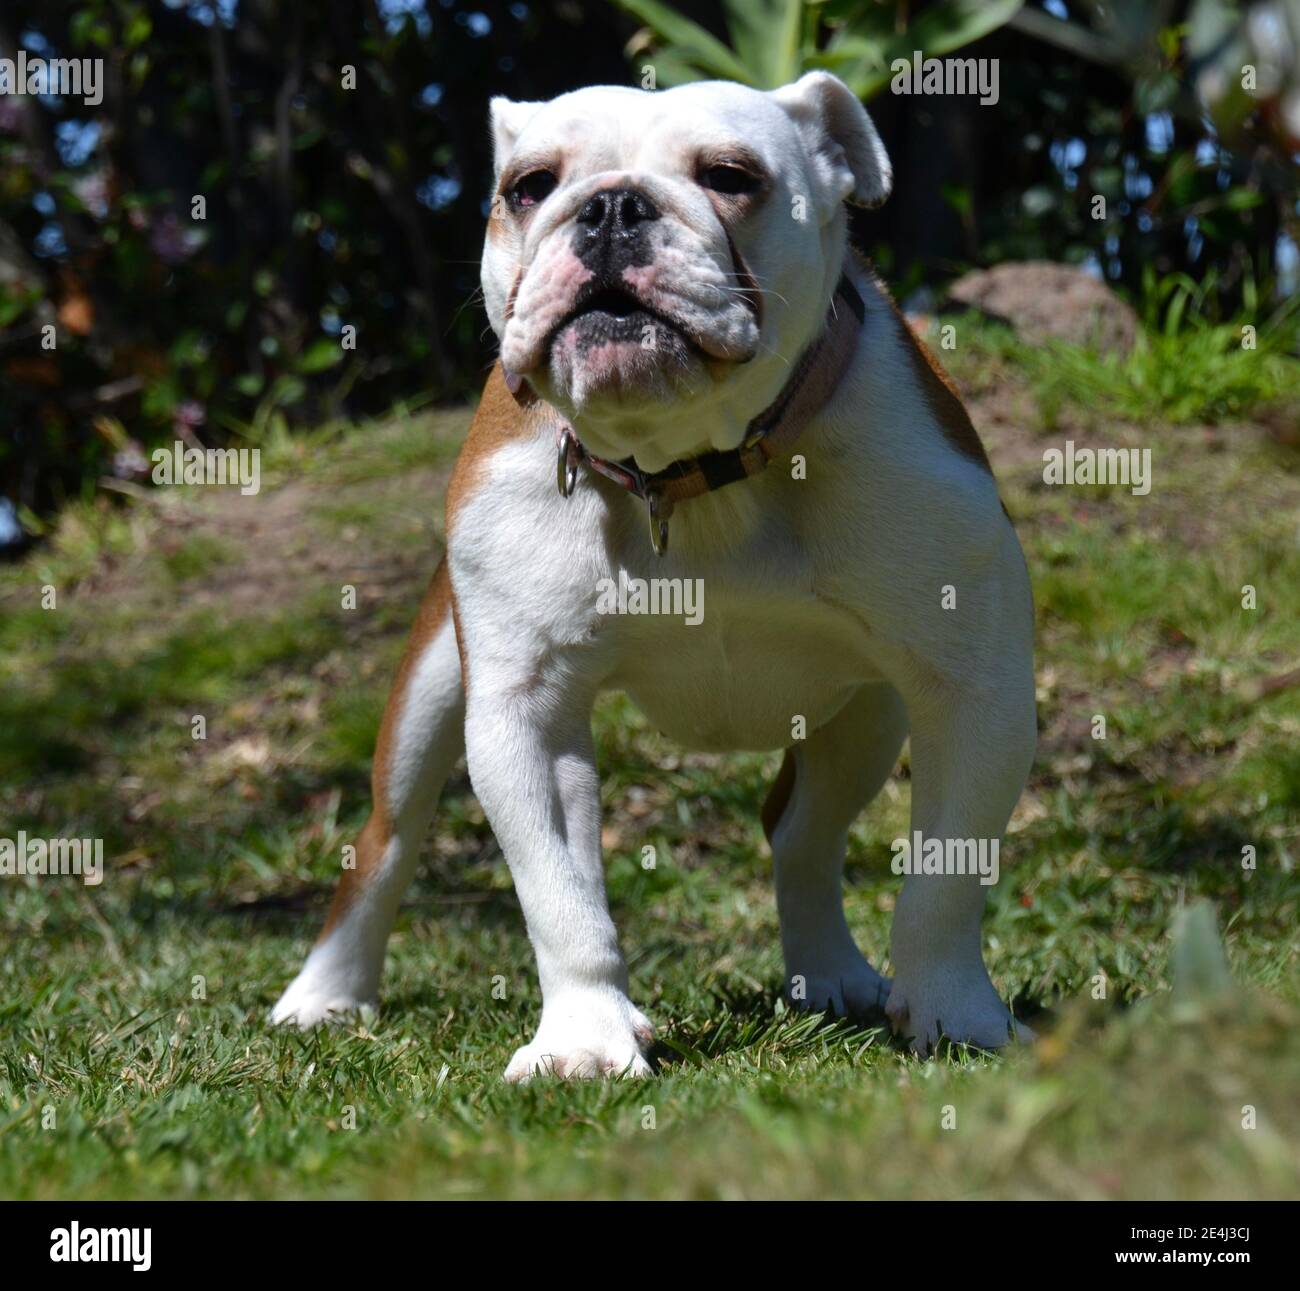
<box><xmin>509</xmin><ymin>272</ymin><xmax>865</xmax><ymax>556</ymax></box>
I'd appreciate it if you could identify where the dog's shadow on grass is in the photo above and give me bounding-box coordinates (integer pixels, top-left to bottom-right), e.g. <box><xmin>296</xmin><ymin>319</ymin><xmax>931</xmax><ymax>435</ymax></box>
<box><xmin>648</xmin><ymin>983</ymin><xmax>1059</xmax><ymax>1072</ymax></box>
<box><xmin>646</xmin><ymin>983</ymin><xmax>886</xmax><ymax>1072</ymax></box>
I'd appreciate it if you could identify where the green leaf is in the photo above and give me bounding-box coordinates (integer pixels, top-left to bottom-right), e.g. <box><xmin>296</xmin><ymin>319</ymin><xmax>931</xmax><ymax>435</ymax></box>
<box><xmin>124</xmin><ymin>12</ymin><xmax>153</xmax><ymax>48</ymax></box>
<box><xmin>810</xmin><ymin>35</ymin><xmax>900</xmax><ymax>100</ymax></box>
<box><xmin>1223</xmin><ymin>188</ymin><xmax>1265</xmax><ymax>211</ymax></box>
<box><xmin>639</xmin><ymin>46</ymin><xmax>713</xmax><ymax>88</ymax></box>
<box><xmin>816</xmin><ymin>0</ymin><xmax>1023</xmax><ymax>99</ymax></box>
<box><xmin>15</xmin><ymin>503</ymin><xmax>45</xmax><ymax>537</ymax></box>
<box><xmin>892</xmin><ymin>0</ymin><xmax>1023</xmax><ymax>63</ymax></box>
<box><xmin>298</xmin><ymin>338</ymin><xmax>344</xmax><ymax>375</ymax></box>
<box><xmin>0</xmin><ymin>283</ymin><xmax>42</xmax><ymax>327</ymax></box>
<box><xmin>612</xmin><ymin>0</ymin><xmax>756</xmax><ymax>84</ymax></box>
<box><xmin>1170</xmin><ymin>902</ymin><xmax>1233</xmax><ymax>1001</ymax></box>
<box><xmin>941</xmin><ymin>182</ymin><xmax>972</xmax><ymax>216</ymax></box>
<box><xmin>723</xmin><ymin>0</ymin><xmax>804</xmax><ymax>88</ymax></box>
<box><xmin>269</xmin><ymin>375</ymin><xmax>307</xmax><ymax>407</ymax></box>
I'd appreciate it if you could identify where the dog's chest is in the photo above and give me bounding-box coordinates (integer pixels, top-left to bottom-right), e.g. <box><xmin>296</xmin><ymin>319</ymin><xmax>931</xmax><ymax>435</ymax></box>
<box><xmin>604</xmin><ymin>580</ymin><xmax>873</xmax><ymax>752</ymax></box>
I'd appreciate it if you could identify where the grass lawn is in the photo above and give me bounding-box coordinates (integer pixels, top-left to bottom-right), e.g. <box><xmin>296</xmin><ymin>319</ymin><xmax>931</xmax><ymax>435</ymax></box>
<box><xmin>1</xmin><ymin>326</ymin><xmax>1298</xmax><ymax>1200</ymax></box>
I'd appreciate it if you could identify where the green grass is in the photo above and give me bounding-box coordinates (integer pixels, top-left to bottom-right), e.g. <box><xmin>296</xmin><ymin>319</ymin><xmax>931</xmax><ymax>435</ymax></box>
<box><xmin>945</xmin><ymin>288</ymin><xmax>1300</xmax><ymax>430</ymax></box>
<box><xmin>1</xmin><ymin>346</ymin><xmax>1298</xmax><ymax>1199</ymax></box>
<box><xmin>1028</xmin><ymin>327</ymin><xmax>1297</xmax><ymax>427</ymax></box>
<box><xmin>159</xmin><ymin>532</ymin><xmax>238</xmax><ymax>583</ymax></box>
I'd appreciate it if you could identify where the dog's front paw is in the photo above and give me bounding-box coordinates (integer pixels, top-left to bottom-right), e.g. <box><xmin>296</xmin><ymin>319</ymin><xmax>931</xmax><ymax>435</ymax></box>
<box><xmin>269</xmin><ymin>960</ymin><xmax>376</xmax><ymax>1028</ymax></box>
<box><xmin>885</xmin><ymin>962</ymin><xmax>1032</xmax><ymax>1056</ymax></box>
<box><xmin>504</xmin><ymin>992</ymin><xmax>655</xmax><ymax>1082</ymax></box>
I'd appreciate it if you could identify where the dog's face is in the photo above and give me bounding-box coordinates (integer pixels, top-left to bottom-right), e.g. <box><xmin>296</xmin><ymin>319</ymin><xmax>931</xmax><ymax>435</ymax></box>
<box><xmin>482</xmin><ymin>73</ymin><xmax>891</xmax><ymax>470</ymax></box>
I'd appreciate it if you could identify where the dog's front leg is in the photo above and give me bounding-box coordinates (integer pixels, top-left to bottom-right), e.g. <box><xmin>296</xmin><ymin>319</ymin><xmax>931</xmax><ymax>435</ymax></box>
<box><xmin>465</xmin><ymin>682</ymin><xmax>653</xmax><ymax>1081</ymax></box>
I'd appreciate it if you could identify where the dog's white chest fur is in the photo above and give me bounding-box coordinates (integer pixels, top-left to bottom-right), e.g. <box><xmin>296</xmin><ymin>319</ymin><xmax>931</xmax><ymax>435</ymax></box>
<box><xmin>612</xmin><ymin>584</ymin><xmax>868</xmax><ymax>752</ymax></box>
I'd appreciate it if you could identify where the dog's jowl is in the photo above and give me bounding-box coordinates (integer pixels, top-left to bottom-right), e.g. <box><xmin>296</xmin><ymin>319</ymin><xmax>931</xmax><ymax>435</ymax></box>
<box><xmin>272</xmin><ymin>73</ymin><xmax>1037</xmax><ymax>1077</ymax></box>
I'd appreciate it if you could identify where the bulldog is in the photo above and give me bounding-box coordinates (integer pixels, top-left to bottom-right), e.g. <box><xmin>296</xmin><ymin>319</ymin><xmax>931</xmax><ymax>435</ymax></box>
<box><xmin>271</xmin><ymin>72</ymin><xmax>1038</xmax><ymax>1077</ymax></box>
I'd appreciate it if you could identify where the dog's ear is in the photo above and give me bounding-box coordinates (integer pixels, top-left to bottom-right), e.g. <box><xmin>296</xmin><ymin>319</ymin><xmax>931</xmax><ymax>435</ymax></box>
<box><xmin>489</xmin><ymin>96</ymin><xmax>545</xmax><ymax>177</ymax></box>
<box><xmin>770</xmin><ymin>71</ymin><xmax>892</xmax><ymax>209</ymax></box>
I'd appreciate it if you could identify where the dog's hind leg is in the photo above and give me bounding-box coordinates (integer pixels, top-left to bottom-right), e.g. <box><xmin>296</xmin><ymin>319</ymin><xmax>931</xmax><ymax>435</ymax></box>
<box><xmin>884</xmin><ymin>670</ymin><xmax>1037</xmax><ymax>1055</ymax></box>
<box><xmin>271</xmin><ymin>557</ymin><xmax>464</xmax><ymax>1026</ymax></box>
<box><xmin>765</xmin><ymin>681</ymin><xmax>908</xmax><ymax>1019</ymax></box>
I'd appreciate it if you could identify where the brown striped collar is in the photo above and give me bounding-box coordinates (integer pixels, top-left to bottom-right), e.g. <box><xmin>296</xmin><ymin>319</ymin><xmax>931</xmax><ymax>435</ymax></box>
<box><xmin>508</xmin><ymin>272</ymin><xmax>865</xmax><ymax>556</ymax></box>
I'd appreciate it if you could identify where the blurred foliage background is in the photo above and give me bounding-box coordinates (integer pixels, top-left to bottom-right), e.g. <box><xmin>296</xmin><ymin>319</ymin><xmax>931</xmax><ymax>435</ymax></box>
<box><xmin>1</xmin><ymin>0</ymin><xmax>1297</xmax><ymax>544</ymax></box>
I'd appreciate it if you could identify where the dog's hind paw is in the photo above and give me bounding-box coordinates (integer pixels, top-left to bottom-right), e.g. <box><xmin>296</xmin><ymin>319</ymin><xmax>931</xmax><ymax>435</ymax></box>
<box><xmin>785</xmin><ymin>955</ymin><xmax>891</xmax><ymax>1021</ymax></box>
<box><xmin>885</xmin><ymin>965</ymin><xmax>1032</xmax><ymax>1056</ymax></box>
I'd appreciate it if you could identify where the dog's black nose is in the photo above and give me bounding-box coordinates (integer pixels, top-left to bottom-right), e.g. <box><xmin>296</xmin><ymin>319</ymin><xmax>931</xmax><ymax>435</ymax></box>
<box><xmin>576</xmin><ymin>188</ymin><xmax>660</xmax><ymax>244</ymax></box>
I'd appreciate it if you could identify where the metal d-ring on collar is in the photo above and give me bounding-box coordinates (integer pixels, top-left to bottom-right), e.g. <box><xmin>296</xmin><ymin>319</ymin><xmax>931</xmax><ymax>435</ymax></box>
<box><xmin>646</xmin><ymin>489</ymin><xmax>671</xmax><ymax>557</ymax></box>
<box><xmin>556</xmin><ymin>426</ymin><xmax>580</xmax><ymax>499</ymax></box>
<box><xmin>556</xmin><ymin>425</ymin><xmax>674</xmax><ymax>555</ymax></box>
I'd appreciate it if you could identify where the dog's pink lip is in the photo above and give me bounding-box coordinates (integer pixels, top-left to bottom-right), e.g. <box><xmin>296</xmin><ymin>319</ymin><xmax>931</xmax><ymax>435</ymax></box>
<box><xmin>545</xmin><ymin>285</ymin><xmax>685</xmax><ymax>350</ymax></box>
<box><xmin>542</xmin><ymin>286</ymin><xmax>754</xmax><ymax>367</ymax></box>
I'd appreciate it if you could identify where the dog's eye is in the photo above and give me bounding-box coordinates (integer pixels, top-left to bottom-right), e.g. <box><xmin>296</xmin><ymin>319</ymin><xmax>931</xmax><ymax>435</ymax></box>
<box><xmin>509</xmin><ymin>169</ymin><xmax>558</xmax><ymax>209</ymax></box>
<box><xmin>700</xmin><ymin>164</ymin><xmax>760</xmax><ymax>196</ymax></box>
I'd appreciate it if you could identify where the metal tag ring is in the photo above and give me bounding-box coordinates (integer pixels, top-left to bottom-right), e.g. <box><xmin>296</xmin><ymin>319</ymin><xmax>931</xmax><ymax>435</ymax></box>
<box><xmin>647</xmin><ymin>490</ymin><xmax>671</xmax><ymax>557</ymax></box>
<box><xmin>556</xmin><ymin>428</ymin><xmax>580</xmax><ymax>498</ymax></box>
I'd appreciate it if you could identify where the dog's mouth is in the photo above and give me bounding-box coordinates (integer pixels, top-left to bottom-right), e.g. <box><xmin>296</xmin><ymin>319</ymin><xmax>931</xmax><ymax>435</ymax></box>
<box><xmin>568</xmin><ymin>286</ymin><xmax>644</xmax><ymax>322</ymax></box>
<box><xmin>547</xmin><ymin>284</ymin><xmax>694</xmax><ymax>354</ymax></box>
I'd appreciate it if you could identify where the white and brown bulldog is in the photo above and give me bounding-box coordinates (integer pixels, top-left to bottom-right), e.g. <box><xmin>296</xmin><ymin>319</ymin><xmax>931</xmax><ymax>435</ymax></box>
<box><xmin>272</xmin><ymin>73</ymin><xmax>1037</xmax><ymax>1076</ymax></box>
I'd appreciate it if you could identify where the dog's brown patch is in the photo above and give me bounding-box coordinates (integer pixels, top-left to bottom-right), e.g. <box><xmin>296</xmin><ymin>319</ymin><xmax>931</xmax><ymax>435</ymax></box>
<box><xmin>485</xmin><ymin>199</ymin><xmax>507</xmax><ymax>246</ymax></box>
<box><xmin>445</xmin><ymin>361</ymin><xmax>548</xmax><ymax>539</ymax></box>
<box><xmin>319</xmin><ymin>356</ymin><xmax>525</xmax><ymax>937</ymax></box>
<box><xmin>846</xmin><ymin>245</ymin><xmax>992</xmax><ymax>474</ymax></box>
<box><xmin>883</xmin><ymin>292</ymin><xmax>993</xmax><ymax>473</ymax></box>
<box><xmin>761</xmin><ymin>750</ymin><xmax>797</xmax><ymax>843</ymax></box>
<box><xmin>443</xmin><ymin>362</ymin><xmax>555</xmax><ymax>695</ymax></box>
<box><xmin>890</xmin><ymin>300</ymin><xmax>993</xmax><ymax>474</ymax></box>
<box><xmin>318</xmin><ymin>557</ymin><xmax>453</xmax><ymax>939</ymax></box>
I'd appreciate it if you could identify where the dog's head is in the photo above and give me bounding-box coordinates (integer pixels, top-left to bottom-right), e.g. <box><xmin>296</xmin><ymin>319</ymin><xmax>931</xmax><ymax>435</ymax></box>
<box><xmin>481</xmin><ymin>73</ymin><xmax>890</xmax><ymax>470</ymax></box>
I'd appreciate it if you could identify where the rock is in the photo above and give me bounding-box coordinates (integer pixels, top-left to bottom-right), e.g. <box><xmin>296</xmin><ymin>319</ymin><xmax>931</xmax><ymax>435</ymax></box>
<box><xmin>945</xmin><ymin>261</ymin><xmax>1139</xmax><ymax>355</ymax></box>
